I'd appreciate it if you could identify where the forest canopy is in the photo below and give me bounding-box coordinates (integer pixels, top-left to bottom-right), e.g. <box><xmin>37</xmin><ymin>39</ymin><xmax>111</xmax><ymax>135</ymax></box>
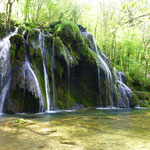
<box><xmin>0</xmin><ymin>0</ymin><xmax>150</xmax><ymax>92</ymax></box>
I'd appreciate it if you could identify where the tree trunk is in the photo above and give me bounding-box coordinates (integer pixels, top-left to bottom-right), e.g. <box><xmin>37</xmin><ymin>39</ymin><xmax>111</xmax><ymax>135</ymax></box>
<box><xmin>6</xmin><ymin>0</ymin><xmax>15</xmax><ymax>30</ymax></box>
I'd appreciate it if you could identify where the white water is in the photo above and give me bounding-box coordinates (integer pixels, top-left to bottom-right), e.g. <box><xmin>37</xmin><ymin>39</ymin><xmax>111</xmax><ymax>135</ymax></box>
<box><xmin>24</xmin><ymin>56</ymin><xmax>45</xmax><ymax>112</ymax></box>
<box><xmin>37</xmin><ymin>109</ymin><xmax>76</xmax><ymax>114</ymax></box>
<box><xmin>39</xmin><ymin>31</ymin><xmax>51</xmax><ymax>111</ymax></box>
<box><xmin>0</xmin><ymin>28</ymin><xmax>18</xmax><ymax>82</ymax></box>
<box><xmin>92</xmin><ymin>37</ymin><xmax>113</xmax><ymax>106</ymax></box>
<box><xmin>0</xmin><ymin>78</ymin><xmax>11</xmax><ymax>113</ymax></box>
<box><xmin>113</xmin><ymin>67</ymin><xmax>132</xmax><ymax>107</ymax></box>
<box><xmin>96</xmin><ymin>106</ymin><xmax>124</xmax><ymax>110</ymax></box>
<box><xmin>43</xmin><ymin>63</ymin><xmax>51</xmax><ymax>111</ymax></box>
<box><xmin>0</xmin><ymin>28</ymin><xmax>18</xmax><ymax>114</ymax></box>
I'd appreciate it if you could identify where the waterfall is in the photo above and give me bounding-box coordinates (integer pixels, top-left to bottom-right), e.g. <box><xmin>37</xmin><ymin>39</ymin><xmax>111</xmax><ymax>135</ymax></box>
<box><xmin>39</xmin><ymin>31</ymin><xmax>51</xmax><ymax>111</ymax></box>
<box><xmin>0</xmin><ymin>78</ymin><xmax>11</xmax><ymax>113</ymax></box>
<box><xmin>24</xmin><ymin>55</ymin><xmax>45</xmax><ymax>112</ymax></box>
<box><xmin>51</xmin><ymin>39</ymin><xmax>56</xmax><ymax>109</ymax></box>
<box><xmin>92</xmin><ymin>37</ymin><xmax>114</xmax><ymax>106</ymax></box>
<box><xmin>113</xmin><ymin>67</ymin><xmax>132</xmax><ymax>107</ymax></box>
<box><xmin>0</xmin><ymin>28</ymin><xmax>18</xmax><ymax>114</ymax></box>
<box><xmin>22</xmin><ymin>34</ymin><xmax>45</xmax><ymax>112</ymax></box>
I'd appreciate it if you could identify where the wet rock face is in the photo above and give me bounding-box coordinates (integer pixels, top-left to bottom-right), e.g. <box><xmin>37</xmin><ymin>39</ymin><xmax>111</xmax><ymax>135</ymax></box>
<box><xmin>7</xmin><ymin>34</ymin><xmax>42</xmax><ymax>113</ymax></box>
<box><xmin>0</xmin><ymin>22</ymin><xmax>138</xmax><ymax>113</ymax></box>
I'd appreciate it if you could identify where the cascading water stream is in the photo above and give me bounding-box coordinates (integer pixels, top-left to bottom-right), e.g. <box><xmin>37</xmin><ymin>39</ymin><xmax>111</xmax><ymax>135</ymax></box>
<box><xmin>24</xmin><ymin>55</ymin><xmax>45</xmax><ymax>112</ymax></box>
<box><xmin>113</xmin><ymin>67</ymin><xmax>132</xmax><ymax>107</ymax></box>
<box><xmin>39</xmin><ymin>31</ymin><xmax>51</xmax><ymax>111</ymax></box>
<box><xmin>92</xmin><ymin>37</ymin><xmax>114</xmax><ymax>106</ymax></box>
<box><xmin>0</xmin><ymin>28</ymin><xmax>18</xmax><ymax>114</ymax></box>
<box><xmin>23</xmin><ymin>34</ymin><xmax>45</xmax><ymax>112</ymax></box>
<box><xmin>0</xmin><ymin>78</ymin><xmax>11</xmax><ymax>114</ymax></box>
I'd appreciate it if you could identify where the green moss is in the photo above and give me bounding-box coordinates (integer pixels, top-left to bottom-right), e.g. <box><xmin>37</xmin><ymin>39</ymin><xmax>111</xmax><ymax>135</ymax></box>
<box><xmin>11</xmin><ymin>88</ymin><xmax>24</xmax><ymax>113</ymax></box>
<box><xmin>10</xmin><ymin>34</ymin><xmax>25</xmax><ymax>66</ymax></box>
<box><xmin>131</xmin><ymin>93</ymin><xmax>139</xmax><ymax>107</ymax></box>
<box><xmin>29</xmin><ymin>46</ymin><xmax>47</xmax><ymax>109</ymax></box>
<box><xmin>139</xmin><ymin>100</ymin><xmax>150</xmax><ymax>107</ymax></box>
<box><xmin>54</xmin><ymin>36</ymin><xmax>79</xmax><ymax>66</ymax></box>
<box><xmin>56</xmin><ymin>84</ymin><xmax>75</xmax><ymax>109</ymax></box>
<box><xmin>56</xmin><ymin>61</ymin><xmax>64</xmax><ymax>79</ymax></box>
<box><xmin>54</xmin><ymin>22</ymin><xmax>84</xmax><ymax>50</ymax></box>
<box><xmin>53</xmin><ymin>22</ymin><xmax>96</xmax><ymax>65</ymax></box>
<box><xmin>28</xmin><ymin>28</ymin><xmax>39</xmax><ymax>46</ymax></box>
<box><xmin>49</xmin><ymin>21</ymin><xmax>62</xmax><ymax>28</ymax></box>
<box><xmin>44</xmin><ymin>36</ymin><xmax>53</xmax><ymax>79</ymax></box>
<box><xmin>16</xmin><ymin>118</ymin><xmax>28</xmax><ymax>123</ymax></box>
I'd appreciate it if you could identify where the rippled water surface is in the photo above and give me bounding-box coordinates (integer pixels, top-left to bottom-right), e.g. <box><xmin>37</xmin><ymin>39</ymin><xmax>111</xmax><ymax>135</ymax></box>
<box><xmin>0</xmin><ymin>108</ymin><xmax>150</xmax><ymax>150</ymax></box>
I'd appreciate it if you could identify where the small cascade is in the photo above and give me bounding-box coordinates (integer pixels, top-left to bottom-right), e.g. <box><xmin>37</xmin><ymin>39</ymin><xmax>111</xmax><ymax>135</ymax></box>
<box><xmin>113</xmin><ymin>67</ymin><xmax>132</xmax><ymax>107</ymax></box>
<box><xmin>0</xmin><ymin>78</ymin><xmax>11</xmax><ymax>113</ymax></box>
<box><xmin>24</xmin><ymin>55</ymin><xmax>45</xmax><ymax>112</ymax></box>
<box><xmin>92</xmin><ymin>37</ymin><xmax>114</xmax><ymax>106</ymax></box>
<box><xmin>39</xmin><ymin>31</ymin><xmax>51</xmax><ymax>111</ymax></box>
<box><xmin>23</xmin><ymin>34</ymin><xmax>45</xmax><ymax>112</ymax></box>
<box><xmin>51</xmin><ymin>39</ymin><xmax>56</xmax><ymax>109</ymax></box>
<box><xmin>0</xmin><ymin>28</ymin><xmax>18</xmax><ymax>114</ymax></box>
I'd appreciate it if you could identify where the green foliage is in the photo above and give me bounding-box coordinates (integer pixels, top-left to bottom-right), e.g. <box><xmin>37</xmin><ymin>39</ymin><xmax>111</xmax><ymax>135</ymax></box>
<box><xmin>134</xmin><ymin>91</ymin><xmax>150</xmax><ymax>102</ymax></box>
<box><xmin>18</xmin><ymin>25</ymin><xmax>25</xmax><ymax>34</ymax></box>
<box><xmin>139</xmin><ymin>100</ymin><xmax>150</xmax><ymax>107</ymax></box>
<box><xmin>28</xmin><ymin>28</ymin><xmax>39</xmax><ymax>46</ymax></box>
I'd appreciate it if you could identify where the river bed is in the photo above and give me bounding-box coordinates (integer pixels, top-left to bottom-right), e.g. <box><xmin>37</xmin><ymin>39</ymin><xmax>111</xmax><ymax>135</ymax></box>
<box><xmin>0</xmin><ymin>108</ymin><xmax>150</xmax><ymax>150</ymax></box>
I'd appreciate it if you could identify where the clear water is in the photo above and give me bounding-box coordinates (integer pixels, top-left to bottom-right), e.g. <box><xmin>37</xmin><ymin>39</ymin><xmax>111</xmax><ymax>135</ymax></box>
<box><xmin>0</xmin><ymin>108</ymin><xmax>150</xmax><ymax>150</ymax></box>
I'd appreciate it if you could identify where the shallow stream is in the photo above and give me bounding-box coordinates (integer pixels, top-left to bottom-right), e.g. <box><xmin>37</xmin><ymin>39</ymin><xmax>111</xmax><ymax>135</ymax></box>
<box><xmin>0</xmin><ymin>108</ymin><xmax>150</xmax><ymax>150</ymax></box>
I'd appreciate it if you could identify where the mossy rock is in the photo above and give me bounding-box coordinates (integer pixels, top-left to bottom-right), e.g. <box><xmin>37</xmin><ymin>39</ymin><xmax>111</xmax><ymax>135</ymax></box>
<box><xmin>10</xmin><ymin>34</ymin><xmax>25</xmax><ymax>66</ymax></box>
<box><xmin>28</xmin><ymin>47</ymin><xmax>47</xmax><ymax>109</ymax></box>
<box><xmin>49</xmin><ymin>21</ymin><xmax>62</xmax><ymax>28</ymax></box>
<box><xmin>130</xmin><ymin>93</ymin><xmax>139</xmax><ymax>107</ymax></box>
<box><xmin>54</xmin><ymin>36</ymin><xmax>78</xmax><ymax>66</ymax></box>
<box><xmin>28</xmin><ymin>28</ymin><xmax>39</xmax><ymax>46</ymax></box>
<box><xmin>56</xmin><ymin>84</ymin><xmax>75</xmax><ymax>109</ymax></box>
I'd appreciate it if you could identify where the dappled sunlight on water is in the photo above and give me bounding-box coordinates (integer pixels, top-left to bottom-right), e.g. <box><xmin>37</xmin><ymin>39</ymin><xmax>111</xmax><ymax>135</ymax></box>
<box><xmin>0</xmin><ymin>108</ymin><xmax>150</xmax><ymax>150</ymax></box>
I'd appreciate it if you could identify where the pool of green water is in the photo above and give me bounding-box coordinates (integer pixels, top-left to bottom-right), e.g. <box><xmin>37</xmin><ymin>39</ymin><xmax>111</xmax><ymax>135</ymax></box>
<box><xmin>0</xmin><ymin>108</ymin><xmax>150</xmax><ymax>150</ymax></box>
